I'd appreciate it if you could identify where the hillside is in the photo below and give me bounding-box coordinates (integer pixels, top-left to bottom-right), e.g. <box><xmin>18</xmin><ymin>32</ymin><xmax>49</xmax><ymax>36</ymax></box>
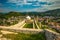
<box><xmin>0</xmin><ymin>9</ymin><xmax>60</xmax><ymax>17</ymax></box>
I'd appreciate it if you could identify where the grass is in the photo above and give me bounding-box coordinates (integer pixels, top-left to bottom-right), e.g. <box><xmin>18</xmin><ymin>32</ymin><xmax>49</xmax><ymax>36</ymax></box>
<box><xmin>37</xmin><ymin>22</ymin><xmax>42</xmax><ymax>29</ymax></box>
<box><xmin>37</xmin><ymin>21</ymin><xmax>60</xmax><ymax>33</ymax></box>
<box><xmin>0</xmin><ymin>29</ymin><xmax>2</xmax><ymax>34</ymax></box>
<box><xmin>34</xmin><ymin>22</ymin><xmax>38</xmax><ymax>29</ymax></box>
<box><xmin>40</xmin><ymin>25</ymin><xmax>60</xmax><ymax>33</ymax></box>
<box><xmin>2</xmin><ymin>32</ymin><xmax>46</xmax><ymax>40</ymax></box>
<box><xmin>23</xmin><ymin>23</ymin><xmax>33</xmax><ymax>28</ymax></box>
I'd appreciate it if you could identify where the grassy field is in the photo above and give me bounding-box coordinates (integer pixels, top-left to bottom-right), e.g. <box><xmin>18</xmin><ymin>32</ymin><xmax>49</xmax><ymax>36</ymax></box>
<box><xmin>34</xmin><ymin>22</ymin><xmax>38</xmax><ymax>29</ymax></box>
<box><xmin>23</xmin><ymin>23</ymin><xmax>33</xmax><ymax>28</ymax></box>
<box><xmin>2</xmin><ymin>32</ymin><xmax>46</xmax><ymax>40</ymax></box>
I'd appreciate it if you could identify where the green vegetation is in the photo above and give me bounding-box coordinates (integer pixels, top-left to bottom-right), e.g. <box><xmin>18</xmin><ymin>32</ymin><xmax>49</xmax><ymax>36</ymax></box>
<box><xmin>24</xmin><ymin>23</ymin><xmax>33</xmax><ymax>28</ymax></box>
<box><xmin>0</xmin><ymin>29</ymin><xmax>2</xmax><ymax>34</ymax></box>
<box><xmin>0</xmin><ymin>9</ymin><xmax>60</xmax><ymax>40</ymax></box>
<box><xmin>0</xmin><ymin>9</ymin><xmax>60</xmax><ymax>26</ymax></box>
<box><xmin>39</xmin><ymin>24</ymin><xmax>60</xmax><ymax>33</ymax></box>
<box><xmin>36</xmin><ymin>20</ymin><xmax>60</xmax><ymax>33</ymax></box>
<box><xmin>34</xmin><ymin>22</ymin><xmax>38</xmax><ymax>29</ymax></box>
<box><xmin>2</xmin><ymin>33</ymin><xmax>46</xmax><ymax>40</ymax></box>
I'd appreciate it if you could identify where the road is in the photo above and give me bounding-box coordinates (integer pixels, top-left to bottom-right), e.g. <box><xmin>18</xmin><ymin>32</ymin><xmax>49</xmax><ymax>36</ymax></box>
<box><xmin>0</xmin><ymin>20</ymin><xmax>43</xmax><ymax>33</ymax></box>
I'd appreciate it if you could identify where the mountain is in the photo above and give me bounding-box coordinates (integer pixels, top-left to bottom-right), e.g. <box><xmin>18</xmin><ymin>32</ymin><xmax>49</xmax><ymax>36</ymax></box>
<box><xmin>42</xmin><ymin>9</ymin><xmax>60</xmax><ymax>16</ymax></box>
<box><xmin>0</xmin><ymin>9</ymin><xmax>60</xmax><ymax>17</ymax></box>
<box><xmin>44</xmin><ymin>9</ymin><xmax>60</xmax><ymax>13</ymax></box>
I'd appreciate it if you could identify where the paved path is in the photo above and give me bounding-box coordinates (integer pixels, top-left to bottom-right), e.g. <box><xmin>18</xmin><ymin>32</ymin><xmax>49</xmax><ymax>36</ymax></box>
<box><xmin>20</xmin><ymin>23</ymin><xmax>26</xmax><ymax>28</ymax></box>
<box><xmin>9</xmin><ymin>20</ymin><xmax>25</xmax><ymax>28</ymax></box>
<box><xmin>0</xmin><ymin>20</ymin><xmax>43</xmax><ymax>33</ymax></box>
<box><xmin>35</xmin><ymin>20</ymin><xmax>40</xmax><ymax>29</ymax></box>
<box><xmin>0</xmin><ymin>26</ymin><xmax>43</xmax><ymax>32</ymax></box>
<box><xmin>33</xmin><ymin>22</ymin><xmax>35</xmax><ymax>29</ymax></box>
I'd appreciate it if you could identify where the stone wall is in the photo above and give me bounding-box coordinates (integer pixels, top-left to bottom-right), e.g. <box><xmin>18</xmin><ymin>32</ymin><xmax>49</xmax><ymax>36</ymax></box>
<box><xmin>45</xmin><ymin>29</ymin><xmax>60</xmax><ymax>40</ymax></box>
<box><xmin>1</xmin><ymin>28</ymin><xmax>44</xmax><ymax>34</ymax></box>
<box><xmin>0</xmin><ymin>26</ymin><xmax>60</xmax><ymax>40</ymax></box>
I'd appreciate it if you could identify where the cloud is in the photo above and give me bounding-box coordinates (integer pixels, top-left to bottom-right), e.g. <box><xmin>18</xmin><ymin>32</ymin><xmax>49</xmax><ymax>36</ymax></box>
<box><xmin>7</xmin><ymin>0</ymin><xmax>53</xmax><ymax>5</ymax></box>
<box><xmin>7</xmin><ymin>0</ymin><xmax>32</xmax><ymax>5</ymax></box>
<box><xmin>0</xmin><ymin>3</ymin><xmax>3</xmax><ymax>6</ymax></box>
<box><xmin>3</xmin><ymin>0</ymin><xmax>60</xmax><ymax>12</ymax></box>
<box><xmin>0</xmin><ymin>8</ymin><xmax>3</xmax><ymax>12</ymax></box>
<box><xmin>20</xmin><ymin>7</ymin><xmax>47</xmax><ymax>12</ymax></box>
<box><xmin>0</xmin><ymin>10</ymin><xmax>2</xmax><ymax>12</ymax></box>
<box><xmin>20</xmin><ymin>0</ymin><xmax>60</xmax><ymax>12</ymax></box>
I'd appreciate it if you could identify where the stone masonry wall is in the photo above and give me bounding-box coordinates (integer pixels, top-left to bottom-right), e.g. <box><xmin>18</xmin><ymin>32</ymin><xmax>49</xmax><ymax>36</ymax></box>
<box><xmin>45</xmin><ymin>29</ymin><xmax>60</xmax><ymax>40</ymax></box>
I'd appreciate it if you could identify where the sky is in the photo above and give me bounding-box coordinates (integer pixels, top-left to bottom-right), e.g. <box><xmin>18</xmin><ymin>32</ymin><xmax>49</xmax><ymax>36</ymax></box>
<box><xmin>0</xmin><ymin>0</ymin><xmax>60</xmax><ymax>12</ymax></box>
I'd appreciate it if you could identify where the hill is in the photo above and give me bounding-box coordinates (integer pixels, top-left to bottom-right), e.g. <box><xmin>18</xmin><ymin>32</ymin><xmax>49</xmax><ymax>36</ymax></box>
<box><xmin>0</xmin><ymin>9</ymin><xmax>60</xmax><ymax>17</ymax></box>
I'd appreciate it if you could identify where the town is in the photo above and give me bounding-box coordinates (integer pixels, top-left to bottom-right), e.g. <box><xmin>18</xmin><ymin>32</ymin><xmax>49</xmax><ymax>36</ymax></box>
<box><xmin>0</xmin><ymin>9</ymin><xmax>60</xmax><ymax>40</ymax></box>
